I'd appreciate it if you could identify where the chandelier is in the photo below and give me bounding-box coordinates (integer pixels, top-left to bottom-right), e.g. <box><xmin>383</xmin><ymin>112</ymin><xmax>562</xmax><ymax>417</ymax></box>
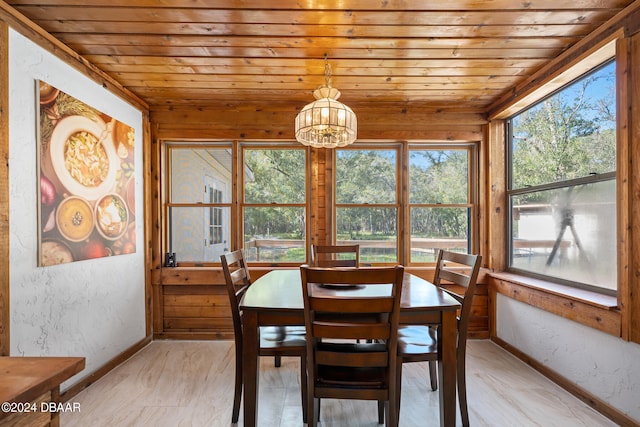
<box><xmin>295</xmin><ymin>54</ymin><xmax>357</xmax><ymax>148</ymax></box>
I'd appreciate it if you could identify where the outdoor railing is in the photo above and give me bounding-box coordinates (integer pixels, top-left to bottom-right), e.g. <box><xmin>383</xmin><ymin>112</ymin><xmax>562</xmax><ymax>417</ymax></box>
<box><xmin>244</xmin><ymin>238</ymin><xmax>568</xmax><ymax>261</ymax></box>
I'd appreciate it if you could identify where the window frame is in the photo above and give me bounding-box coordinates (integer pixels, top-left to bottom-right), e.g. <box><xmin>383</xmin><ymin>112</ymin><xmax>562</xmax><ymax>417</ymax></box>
<box><xmin>164</xmin><ymin>142</ymin><xmax>234</xmax><ymax>266</ymax></box>
<box><xmin>240</xmin><ymin>142</ymin><xmax>310</xmax><ymax>265</ymax></box>
<box><xmin>331</xmin><ymin>142</ymin><xmax>479</xmax><ymax>266</ymax></box>
<box><xmin>407</xmin><ymin>143</ymin><xmax>478</xmax><ymax>265</ymax></box>
<box><xmin>332</xmin><ymin>144</ymin><xmax>402</xmax><ymax>265</ymax></box>
<box><xmin>504</xmin><ymin>60</ymin><xmax>617</xmax><ymax>295</ymax></box>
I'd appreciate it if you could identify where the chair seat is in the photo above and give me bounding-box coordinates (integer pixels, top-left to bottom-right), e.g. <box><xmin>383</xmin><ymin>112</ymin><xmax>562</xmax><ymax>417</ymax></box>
<box><xmin>260</xmin><ymin>325</ymin><xmax>306</xmax><ymax>350</ymax></box>
<box><xmin>397</xmin><ymin>325</ymin><xmax>438</xmax><ymax>357</ymax></box>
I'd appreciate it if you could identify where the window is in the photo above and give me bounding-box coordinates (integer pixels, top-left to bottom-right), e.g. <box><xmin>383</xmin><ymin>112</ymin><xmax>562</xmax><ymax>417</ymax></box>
<box><xmin>507</xmin><ymin>61</ymin><xmax>616</xmax><ymax>293</ymax></box>
<box><xmin>167</xmin><ymin>146</ymin><xmax>232</xmax><ymax>263</ymax></box>
<box><xmin>208</xmin><ymin>187</ymin><xmax>224</xmax><ymax>245</ymax></box>
<box><xmin>242</xmin><ymin>147</ymin><xmax>307</xmax><ymax>263</ymax></box>
<box><xmin>335</xmin><ymin>148</ymin><xmax>398</xmax><ymax>263</ymax></box>
<box><xmin>409</xmin><ymin>147</ymin><xmax>473</xmax><ymax>263</ymax></box>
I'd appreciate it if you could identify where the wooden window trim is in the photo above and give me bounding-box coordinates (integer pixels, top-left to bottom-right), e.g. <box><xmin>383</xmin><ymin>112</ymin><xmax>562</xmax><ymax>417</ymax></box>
<box><xmin>489</xmin><ymin>272</ymin><xmax>621</xmax><ymax>337</ymax></box>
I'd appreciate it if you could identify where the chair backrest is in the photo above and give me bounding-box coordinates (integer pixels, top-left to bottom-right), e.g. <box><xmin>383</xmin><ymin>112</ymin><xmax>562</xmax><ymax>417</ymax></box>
<box><xmin>220</xmin><ymin>250</ymin><xmax>252</xmax><ymax>346</ymax></box>
<box><xmin>432</xmin><ymin>250</ymin><xmax>482</xmax><ymax>344</ymax></box>
<box><xmin>300</xmin><ymin>265</ymin><xmax>404</xmax><ymax>400</ymax></box>
<box><xmin>310</xmin><ymin>244</ymin><xmax>360</xmax><ymax>267</ymax></box>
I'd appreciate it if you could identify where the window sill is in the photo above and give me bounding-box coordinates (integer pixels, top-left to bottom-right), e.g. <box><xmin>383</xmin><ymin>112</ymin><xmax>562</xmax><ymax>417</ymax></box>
<box><xmin>488</xmin><ymin>272</ymin><xmax>621</xmax><ymax>337</ymax></box>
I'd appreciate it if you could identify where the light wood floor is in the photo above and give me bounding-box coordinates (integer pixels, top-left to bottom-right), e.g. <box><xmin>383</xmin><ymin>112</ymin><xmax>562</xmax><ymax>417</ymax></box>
<box><xmin>61</xmin><ymin>340</ymin><xmax>617</xmax><ymax>427</ymax></box>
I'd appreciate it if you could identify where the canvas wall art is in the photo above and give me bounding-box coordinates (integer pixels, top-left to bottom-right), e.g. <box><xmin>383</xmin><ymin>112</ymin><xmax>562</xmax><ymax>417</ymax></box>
<box><xmin>37</xmin><ymin>80</ymin><xmax>136</xmax><ymax>266</ymax></box>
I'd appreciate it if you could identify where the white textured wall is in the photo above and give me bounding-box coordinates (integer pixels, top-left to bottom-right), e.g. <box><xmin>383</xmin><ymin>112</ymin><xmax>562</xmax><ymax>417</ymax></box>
<box><xmin>8</xmin><ymin>29</ymin><xmax>146</xmax><ymax>389</ymax></box>
<box><xmin>496</xmin><ymin>294</ymin><xmax>640</xmax><ymax>423</ymax></box>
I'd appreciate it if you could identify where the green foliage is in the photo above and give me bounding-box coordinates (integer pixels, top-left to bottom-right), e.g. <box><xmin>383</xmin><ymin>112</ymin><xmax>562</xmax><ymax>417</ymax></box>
<box><xmin>243</xmin><ymin>149</ymin><xmax>306</xmax><ymax>239</ymax></box>
<box><xmin>409</xmin><ymin>150</ymin><xmax>468</xmax><ymax>204</ymax></box>
<box><xmin>244</xmin><ymin>148</ymin><xmax>306</xmax><ymax>203</ymax></box>
<box><xmin>408</xmin><ymin>150</ymin><xmax>470</xmax><ymax>239</ymax></box>
<box><xmin>511</xmin><ymin>67</ymin><xmax>616</xmax><ymax>189</ymax></box>
<box><xmin>336</xmin><ymin>150</ymin><xmax>396</xmax><ymax>204</ymax></box>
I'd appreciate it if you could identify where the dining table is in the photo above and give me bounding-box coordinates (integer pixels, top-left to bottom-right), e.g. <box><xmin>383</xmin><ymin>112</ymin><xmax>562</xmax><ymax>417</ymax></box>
<box><xmin>239</xmin><ymin>268</ymin><xmax>461</xmax><ymax>427</ymax></box>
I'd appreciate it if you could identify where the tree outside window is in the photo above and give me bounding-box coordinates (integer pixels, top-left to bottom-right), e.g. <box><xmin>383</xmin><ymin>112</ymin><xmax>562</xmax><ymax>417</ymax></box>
<box><xmin>409</xmin><ymin>148</ymin><xmax>472</xmax><ymax>263</ymax></box>
<box><xmin>243</xmin><ymin>147</ymin><xmax>307</xmax><ymax>262</ymax></box>
<box><xmin>335</xmin><ymin>149</ymin><xmax>398</xmax><ymax>263</ymax></box>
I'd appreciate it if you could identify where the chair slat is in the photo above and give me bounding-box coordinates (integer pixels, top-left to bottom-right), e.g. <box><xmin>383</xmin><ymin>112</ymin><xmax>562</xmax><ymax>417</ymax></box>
<box><xmin>438</xmin><ymin>268</ymin><xmax>471</xmax><ymax>287</ymax></box>
<box><xmin>317</xmin><ymin>350</ymin><xmax>389</xmax><ymax>368</ymax></box>
<box><xmin>311</xmin><ymin>244</ymin><xmax>360</xmax><ymax>268</ymax></box>
<box><xmin>310</xmin><ymin>297</ymin><xmax>394</xmax><ymax>313</ymax></box>
<box><xmin>312</xmin><ymin>321</ymin><xmax>390</xmax><ymax>340</ymax></box>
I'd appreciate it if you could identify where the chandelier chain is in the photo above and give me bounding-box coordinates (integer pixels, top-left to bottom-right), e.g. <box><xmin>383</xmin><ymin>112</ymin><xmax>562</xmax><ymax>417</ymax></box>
<box><xmin>324</xmin><ymin>53</ymin><xmax>332</xmax><ymax>88</ymax></box>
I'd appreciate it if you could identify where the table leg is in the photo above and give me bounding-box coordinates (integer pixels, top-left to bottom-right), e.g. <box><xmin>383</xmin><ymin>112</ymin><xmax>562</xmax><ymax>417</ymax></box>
<box><xmin>242</xmin><ymin>311</ymin><xmax>260</xmax><ymax>427</ymax></box>
<box><xmin>438</xmin><ymin>310</ymin><xmax>457</xmax><ymax>427</ymax></box>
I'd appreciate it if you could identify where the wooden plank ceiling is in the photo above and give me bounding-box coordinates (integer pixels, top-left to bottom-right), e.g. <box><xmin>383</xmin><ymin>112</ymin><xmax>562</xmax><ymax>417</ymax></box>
<box><xmin>6</xmin><ymin>0</ymin><xmax>634</xmax><ymax>111</ymax></box>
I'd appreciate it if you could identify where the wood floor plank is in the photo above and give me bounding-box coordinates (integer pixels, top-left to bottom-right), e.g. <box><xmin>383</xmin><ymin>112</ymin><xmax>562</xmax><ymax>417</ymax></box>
<box><xmin>60</xmin><ymin>340</ymin><xmax>617</xmax><ymax>426</ymax></box>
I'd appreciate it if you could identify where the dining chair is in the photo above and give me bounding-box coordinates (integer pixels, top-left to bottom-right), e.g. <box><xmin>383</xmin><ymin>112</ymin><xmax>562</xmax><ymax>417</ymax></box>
<box><xmin>221</xmin><ymin>250</ymin><xmax>307</xmax><ymax>424</ymax></box>
<box><xmin>300</xmin><ymin>264</ymin><xmax>404</xmax><ymax>427</ymax></box>
<box><xmin>395</xmin><ymin>250</ymin><xmax>482</xmax><ymax>427</ymax></box>
<box><xmin>310</xmin><ymin>244</ymin><xmax>360</xmax><ymax>267</ymax></box>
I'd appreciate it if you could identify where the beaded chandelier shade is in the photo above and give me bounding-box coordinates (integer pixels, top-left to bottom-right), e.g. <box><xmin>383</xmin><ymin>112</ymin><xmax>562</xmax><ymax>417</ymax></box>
<box><xmin>295</xmin><ymin>55</ymin><xmax>357</xmax><ymax>148</ymax></box>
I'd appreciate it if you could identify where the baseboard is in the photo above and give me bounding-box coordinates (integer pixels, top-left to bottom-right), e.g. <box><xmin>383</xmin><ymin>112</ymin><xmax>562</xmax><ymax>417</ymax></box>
<box><xmin>60</xmin><ymin>335</ymin><xmax>152</xmax><ymax>402</ymax></box>
<box><xmin>491</xmin><ymin>336</ymin><xmax>637</xmax><ymax>427</ymax></box>
<box><xmin>154</xmin><ymin>331</ymin><xmax>234</xmax><ymax>340</ymax></box>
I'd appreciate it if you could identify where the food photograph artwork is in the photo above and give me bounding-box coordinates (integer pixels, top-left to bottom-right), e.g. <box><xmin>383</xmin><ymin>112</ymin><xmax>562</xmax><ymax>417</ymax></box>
<box><xmin>38</xmin><ymin>80</ymin><xmax>136</xmax><ymax>266</ymax></box>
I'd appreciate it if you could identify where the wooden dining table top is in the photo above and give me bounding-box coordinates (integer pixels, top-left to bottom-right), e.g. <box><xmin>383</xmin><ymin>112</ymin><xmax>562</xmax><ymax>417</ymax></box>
<box><xmin>240</xmin><ymin>268</ymin><xmax>461</xmax><ymax>315</ymax></box>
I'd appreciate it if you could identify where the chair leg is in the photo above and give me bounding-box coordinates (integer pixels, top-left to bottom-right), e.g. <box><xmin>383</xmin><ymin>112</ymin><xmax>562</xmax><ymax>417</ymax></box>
<box><xmin>395</xmin><ymin>359</ymin><xmax>403</xmax><ymax>427</ymax></box>
<box><xmin>300</xmin><ymin>356</ymin><xmax>308</xmax><ymax>423</ymax></box>
<box><xmin>274</xmin><ymin>355</ymin><xmax>282</xmax><ymax>367</ymax></box>
<box><xmin>426</xmin><ymin>325</ymin><xmax>439</xmax><ymax>391</ymax></box>
<box><xmin>457</xmin><ymin>346</ymin><xmax>470</xmax><ymax>427</ymax></box>
<box><xmin>428</xmin><ymin>360</ymin><xmax>438</xmax><ymax>391</ymax></box>
<box><xmin>377</xmin><ymin>400</ymin><xmax>384</xmax><ymax>424</ymax></box>
<box><xmin>387</xmin><ymin>398</ymin><xmax>399</xmax><ymax>427</ymax></box>
<box><xmin>308</xmin><ymin>397</ymin><xmax>319</xmax><ymax>427</ymax></box>
<box><xmin>231</xmin><ymin>346</ymin><xmax>242</xmax><ymax>423</ymax></box>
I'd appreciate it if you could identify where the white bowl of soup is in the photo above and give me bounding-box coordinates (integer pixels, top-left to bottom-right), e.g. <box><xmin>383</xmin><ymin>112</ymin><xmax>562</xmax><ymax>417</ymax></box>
<box><xmin>49</xmin><ymin>115</ymin><xmax>118</xmax><ymax>200</ymax></box>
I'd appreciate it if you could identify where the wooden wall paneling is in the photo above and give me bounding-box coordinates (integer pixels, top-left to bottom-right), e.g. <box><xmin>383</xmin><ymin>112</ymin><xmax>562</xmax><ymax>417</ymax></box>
<box><xmin>156</xmin><ymin>267</ymin><xmax>233</xmax><ymax>339</ymax></box>
<box><xmin>142</xmin><ymin>112</ymin><xmax>153</xmax><ymax>338</ymax></box>
<box><xmin>323</xmin><ymin>148</ymin><xmax>334</xmax><ymax>245</ymax></box>
<box><xmin>477</xmin><ymin>124</ymin><xmax>489</xmax><ymax>265</ymax></box>
<box><xmin>162</xmin><ymin>285</ymin><xmax>232</xmax><ymax>336</ymax></box>
<box><xmin>149</xmin><ymin>105</ymin><xmax>486</xmax><ymax>142</ymax></box>
<box><xmin>0</xmin><ymin>20</ymin><xmax>9</xmax><ymax>356</ymax></box>
<box><xmin>627</xmin><ymin>31</ymin><xmax>640</xmax><ymax>344</ymax></box>
<box><xmin>232</xmin><ymin>140</ymin><xmax>240</xmax><ymax>251</ymax></box>
<box><xmin>616</xmin><ymin>36</ymin><xmax>632</xmax><ymax>341</ymax></box>
<box><xmin>309</xmin><ymin>147</ymin><xmax>320</xmax><ymax>248</ymax></box>
<box><xmin>486</xmin><ymin>118</ymin><xmax>503</xmax><ymax>340</ymax></box>
<box><xmin>487</xmin><ymin>120</ymin><xmax>507</xmax><ymax>273</ymax></box>
<box><xmin>150</xmin><ymin>123</ymin><xmax>164</xmax><ymax>338</ymax></box>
